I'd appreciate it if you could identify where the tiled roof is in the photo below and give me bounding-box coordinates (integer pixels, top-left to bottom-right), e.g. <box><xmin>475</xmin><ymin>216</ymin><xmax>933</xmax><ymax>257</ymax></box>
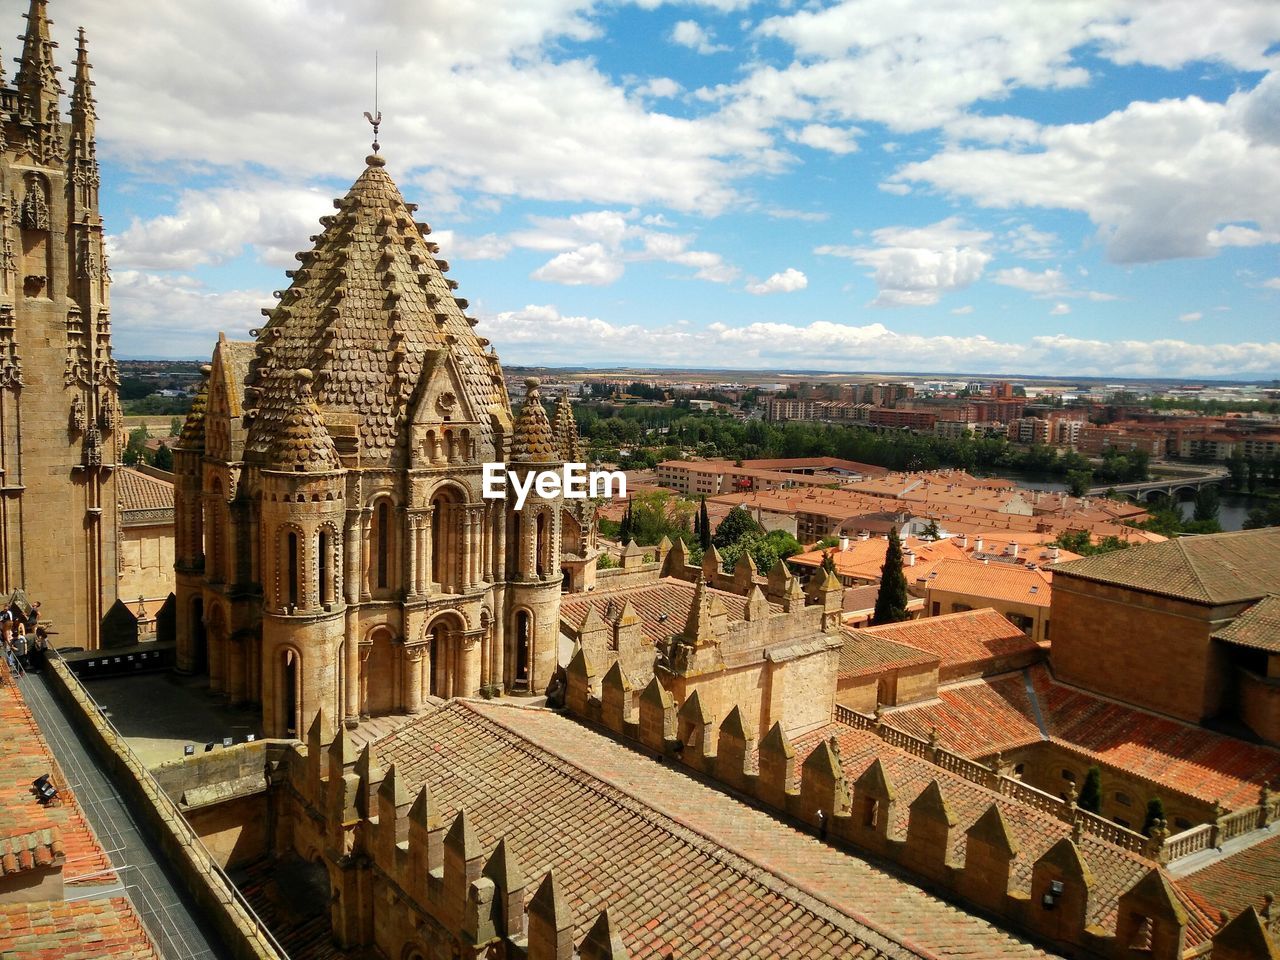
<box><xmin>0</xmin><ymin>665</ymin><xmax>112</xmax><ymax>883</ymax></box>
<box><xmin>233</xmin><ymin>855</ymin><xmax>349</xmax><ymax>960</ymax></box>
<box><xmin>116</xmin><ymin>468</ymin><xmax>174</xmax><ymax>514</ymax></box>
<box><xmin>375</xmin><ymin>700</ymin><xmax>1055</xmax><ymax>958</ymax></box>
<box><xmin>837</xmin><ymin>627</ymin><xmax>938</xmax><ymax>679</ymax></box>
<box><xmin>266</xmin><ymin>373</ymin><xmax>342</xmax><ymax>472</ymax></box>
<box><xmin>1179</xmin><ymin>832</ymin><xmax>1280</xmax><ymax>924</ymax></box>
<box><xmin>793</xmin><ymin>721</ymin><xmax>1156</xmax><ymax>940</ymax></box>
<box><xmin>790</xmin><ymin>536</ymin><xmax>974</xmax><ymax>585</ymax></box>
<box><xmin>0</xmin><ymin>828</ymin><xmax>62</xmax><ymax>876</ymax></box>
<box><xmin>841</xmin><ymin>583</ymin><xmax>882</xmax><ymax>613</ymax></box>
<box><xmin>510</xmin><ymin>379</ymin><xmax>558</xmax><ymax>463</ymax></box>
<box><xmin>560</xmin><ymin>577</ymin><xmax>765</xmax><ymax>646</ymax></box>
<box><xmin>0</xmin><ymin>898</ymin><xmax>157</xmax><ymax>959</ymax></box>
<box><xmin>242</xmin><ymin>155</ymin><xmax>509</xmax><ymax>469</ymax></box>
<box><xmin>1212</xmin><ymin>595</ymin><xmax>1280</xmax><ymax>652</ymax></box>
<box><xmin>925</xmin><ymin>558</ymin><xmax>1052</xmax><ymax>608</ymax></box>
<box><xmin>858</xmin><ymin>609</ymin><xmax>1040</xmax><ymax>677</ymax></box>
<box><xmin>888</xmin><ymin>665</ymin><xmax>1280</xmax><ymax>810</ymax></box>
<box><xmin>1053</xmin><ymin>527</ymin><xmax>1280</xmax><ymax>604</ymax></box>
<box><xmin>175</xmin><ymin>369</ymin><xmax>208</xmax><ymax>451</ymax></box>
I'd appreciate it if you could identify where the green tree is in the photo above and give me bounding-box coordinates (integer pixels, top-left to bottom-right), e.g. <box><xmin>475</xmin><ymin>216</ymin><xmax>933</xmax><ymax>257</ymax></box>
<box><xmin>1192</xmin><ymin>485</ymin><xmax>1220</xmax><ymax>524</ymax></box>
<box><xmin>921</xmin><ymin>519</ymin><xmax>940</xmax><ymax>540</ymax></box>
<box><xmin>1142</xmin><ymin>797</ymin><xmax>1166</xmax><ymax>837</ymax></box>
<box><xmin>698</xmin><ymin>496</ymin><xmax>711</xmax><ymax>551</ymax></box>
<box><xmin>871</xmin><ymin>529</ymin><xmax>910</xmax><ymax>626</ymax></box>
<box><xmin>1244</xmin><ymin>503</ymin><xmax>1280</xmax><ymax>529</ymax></box>
<box><xmin>152</xmin><ymin>442</ymin><xmax>174</xmax><ymax>472</ymax></box>
<box><xmin>123</xmin><ymin>425</ymin><xmax>150</xmax><ymax>466</ymax></box>
<box><xmin>169</xmin><ymin>416</ymin><xmax>183</xmax><ymax>437</ymax></box>
<box><xmin>1077</xmin><ymin>766</ymin><xmax>1102</xmax><ymax>814</ymax></box>
<box><xmin>618</xmin><ymin>503</ymin><xmax>632</xmax><ymax>544</ymax></box>
<box><xmin>1066</xmin><ymin>469</ymin><xmax>1093</xmax><ymax>498</ymax></box>
<box><xmin>821</xmin><ymin>549</ymin><xmax>836</xmax><ymax>573</ymax></box>
<box><xmin>721</xmin><ymin>529</ymin><xmax>804</xmax><ymax>574</ymax></box>
<box><xmin>713</xmin><ymin>505</ymin><xmax>761</xmax><ymax>549</ymax></box>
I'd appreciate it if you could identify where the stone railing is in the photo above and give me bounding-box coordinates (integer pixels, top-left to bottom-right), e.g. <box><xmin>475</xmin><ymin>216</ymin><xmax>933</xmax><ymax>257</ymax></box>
<box><xmin>826</xmin><ymin>705</ymin><xmax>1277</xmax><ymax>858</ymax></box>
<box><xmin>997</xmin><ymin>776</ymin><xmax>1068</xmax><ymax>818</ymax></box>
<box><xmin>1076</xmin><ymin>809</ymin><xmax>1147</xmax><ymax>853</ymax></box>
<box><xmin>1160</xmin><ymin>823</ymin><xmax>1213</xmax><ymax>862</ymax></box>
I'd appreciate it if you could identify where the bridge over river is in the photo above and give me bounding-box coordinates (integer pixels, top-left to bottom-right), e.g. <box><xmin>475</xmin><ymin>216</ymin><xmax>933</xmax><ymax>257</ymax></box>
<box><xmin>1087</xmin><ymin>466</ymin><xmax>1229</xmax><ymax>501</ymax></box>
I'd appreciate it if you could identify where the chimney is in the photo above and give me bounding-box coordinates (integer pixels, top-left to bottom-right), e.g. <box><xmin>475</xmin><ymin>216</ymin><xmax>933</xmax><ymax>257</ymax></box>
<box><xmin>858</xmin><ymin>530</ymin><xmax>870</xmax><ymax>541</ymax></box>
<box><xmin>839</xmin><ymin>536</ymin><xmax>850</xmax><ymax>552</ymax></box>
<box><xmin>1049</xmin><ymin>546</ymin><xmax>1060</xmax><ymax>561</ymax></box>
<box><xmin>974</xmin><ymin>537</ymin><xmax>983</xmax><ymax>552</ymax></box>
<box><xmin>1006</xmin><ymin>542</ymin><xmax>1019</xmax><ymax>558</ymax></box>
<box><xmin>958</xmin><ymin>534</ymin><xmax>968</xmax><ymax>549</ymax></box>
<box><xmin>903</xmin><ymin>548</ymin><xmax>916</xmax><ymax>567</ymax></box>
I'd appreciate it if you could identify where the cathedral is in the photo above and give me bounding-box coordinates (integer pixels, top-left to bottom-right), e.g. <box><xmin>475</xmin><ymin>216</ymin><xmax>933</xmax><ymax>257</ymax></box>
<box><xmin>173</xmin><ymin>147</ymin><xmax>596</xmax><ymax>737</ymax></box>
<box><xmin>0</xmin><ymin>0</ymin><xmax>119</xmax><ymax>647</ymax></box>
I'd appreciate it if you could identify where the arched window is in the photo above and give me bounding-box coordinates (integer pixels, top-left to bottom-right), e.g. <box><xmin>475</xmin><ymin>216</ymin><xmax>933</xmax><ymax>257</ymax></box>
<box><xmin>514</xmin><ymin>610</ymin><xmax>532</xmax><ymax>690</ymax></box>
<box><xmin>535</xmin><ymin>512</ymin><xmax>547</xmax><ymax>577</ymax></box>
<box><xmin>376</xmin><ymin>501</ymin><xmax>391</xmax><ymax>589</ymax></box>
<box><xmin>286</xmin><ymin>531</ymin><xmax>299</xmax><ymax>608</ymax></box>
<box><xmin>318</xmin><ymin>530</ymin><xmax>332</xmax><ymax>605</ymax></box>
<box><xmin>430</xmin><ymin>487</ymin><xmax>463</xmax><ymax>592</ymax></box>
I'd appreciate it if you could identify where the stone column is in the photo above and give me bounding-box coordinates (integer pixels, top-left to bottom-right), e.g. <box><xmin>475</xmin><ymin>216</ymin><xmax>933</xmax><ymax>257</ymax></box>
<box><xmin>344</xmin><ymin>629</ymin><xmax>360</xmax><ymax>724</ymax></box>
<box><xmin>405</xmin><ymin>646</ymin><xmax>424</xmax><ymax>714</ymax></box>
<box><xmin>359</xmin><ymin>508</ymin><xmax>372</xmax><ymax>601</ymax></box>
<box><xmin>406</xmin><ymin>514</ymin><xmax>419</xmax><ymax>598</ymax></box>
<box><xmin>344</xmin><ymin>511</ymin><xmax>360</xmax><ymax>605</ymax></box>
<box><xmin>494</xmin><ymin>505</ymin><xmax>506</xmax><ymax>581</ymax></box>
<box><xmin>422</xmin><ymin>506</ymin><xmax>434</xmax><ymax>594</ymax></box>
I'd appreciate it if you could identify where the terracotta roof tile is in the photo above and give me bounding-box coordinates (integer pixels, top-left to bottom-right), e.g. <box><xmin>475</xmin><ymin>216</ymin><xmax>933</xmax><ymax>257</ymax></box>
<box><xmin>858</xmin><ymin>608</ymin><xmax>1040</xmax><ymax>679</ymax></box>
<box><xmin>888</xmin><ymin>665</ymin><xmax>1280</xmax><ymax>810</ymax></box>
<box><xmin>0</xmin><ymin>897</ymin><xmax>158</xmax><ymax>959</ymax></box>
<box><xmin>1212</xmin><ymin>594</ymin><xmax>1280</xmax><ymax>652</ymax></box>
<box><xmin>561</xmin><ymin>577</ymin><xmax>767</xmax><ymax>646</ymax></box>
<box><xmin>0</xmin><ymin>665</ymin><xmax>113</xmax><ymax>884</ymax></box>
<box><xmin>837</xmin><ymin>628</ymin><xmax>938</xmax><ymax>679</ymax></box>
<box><xmin>925</xmin><ymin>558</ymin><xmax>1052</xmax><ymax>608</ymax></box>
<box><xmin>1179</xmin><ymin>832</ymin><xmax>1280</xmax><ymax>926</ymax></box>
<box><xmin>116</xmin><ymin>468</ymin><xmax>174</xmax><ymax>514</ymax></box>
<box><xmin>1054</xmin><ymin>527</ymin><xmax>1280</xmax><ymax>604</ymax></box>
<box><xmin>377</xmin><ymin>701</ymin><xmax>1058</xmax><ymax>959</ymax></box>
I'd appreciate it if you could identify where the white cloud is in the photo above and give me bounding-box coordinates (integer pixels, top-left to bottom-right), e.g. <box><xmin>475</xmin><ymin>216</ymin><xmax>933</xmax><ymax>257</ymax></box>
<box><xmin>1050</xmin><ymin>302</ymin><xmax>1070</xmax><ymax>315</ymax></box>
<box><xmin>515</xmin><ymin>209</ymin><xmax>738</xmax><ymax>286</ymax></box>
<box><xmin>110</xmin><ymin>270</ymin><xmax>271</xmax><ymax>356</ymax></box>
<box><xmin>1263</xmin><ymin>278</ymin><xmax>1280</xmax><ymax>289</ymax></box>
<box><xmin>1004</xmin><ymin>224</ymin><xmax>1058</xmax><ymax>260</ymax></box>
<box><xmin>816</xmin><ymin>217</ymin><xmax>991</xmax><ymax>306</ymax></box>
<box><xmin>634</xmin><ymin>77</ymin><xmax>682</xmax><ymax>99</ymax></box>
<box><xmin>107</xmin><ymin>184</ymin><xmax>331</xmax><ymax>271</ymax></box>
<box><xmin>531</xmin><ymin>243</ymin><xmax>625</xmax><ymax>285</ymax></box>
<box><xmin>476</xmin><ymin>306</ymin><xmax>1280</xmax><ymax>376</ymax></box>
<box><xmin>671</xmin><ymin>20</ymin><xmax>727</xmax><ymax>54</ymax></box>
<box><xmin>746</xmin><ymin>268</ymin><xmax>808</xmax><ymax>295</ymax></box>
<box><xmin>1179</xmin><ymin>311</ymin><xmax>1203</xmax><ymax>323</ymax></box>
<box><xmin>894</xmin><ymin>76</ymin><xmax>1280</xmax><ymax>263</ymax></box>
<box><xmin>787</xmin><ymin>123</ymin><xmax>860</xmax><ymax>154</ymax></box>
<box><xmin>431</xmin><ymin>231</ymin><xmax>514</xmax><ymax>261</ymax></box>
<box><xmin>951</xmin><ymin>305</ymin><xmax>974</xmax><ymax>315</ymax></box>
<box><xmin>993</xmin><ymin>267</ymin><xmax>1118</xmax><ymax>302</ymax></box>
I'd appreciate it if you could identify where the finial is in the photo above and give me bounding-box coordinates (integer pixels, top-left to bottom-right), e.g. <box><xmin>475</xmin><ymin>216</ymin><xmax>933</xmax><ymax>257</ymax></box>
<box><xmin>525</xmin><ymin>376</ymin><xmax>541</xmax><ymax>396</ymax></box>
<box><xmin>363</xmin><ymin>50</ymin><xmax>382</xmax><ymax>157</ymax></box>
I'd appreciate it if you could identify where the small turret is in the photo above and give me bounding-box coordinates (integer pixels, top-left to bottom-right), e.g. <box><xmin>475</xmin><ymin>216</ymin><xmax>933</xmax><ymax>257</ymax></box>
<box><xmin>15</xmin><ymin>0</ymin><xmax>61</xmax><ymax>121</ymax></box>
<box><xmin>69</xmin><ymin>26</ymin><xmax>93</xmax><ymax>144</ymax></box>
<box><xmin>267</xmin><ymin>369</ymin><xmax>341</xmax><ymax>472</ymax></box>
<box><xmin>552</xmin><ymin>392</ymin><xmax>581</xmax><ymax>462</ymax></box>
<box><xmin>511</xmin><ymin>378</ymin><xmax>558</xmax><ymax>463</ymax></box>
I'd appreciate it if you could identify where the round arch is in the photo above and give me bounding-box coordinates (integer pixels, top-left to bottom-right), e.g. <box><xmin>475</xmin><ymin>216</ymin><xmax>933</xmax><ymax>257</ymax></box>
<box><xmin>424</xmin><ymin>610</ymin><xmax>468</xmax><ymax>700</ymax></box>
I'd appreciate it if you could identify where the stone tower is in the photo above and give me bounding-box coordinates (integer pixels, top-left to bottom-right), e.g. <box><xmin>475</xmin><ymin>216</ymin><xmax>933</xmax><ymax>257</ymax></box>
<box><xmin>0</xmin><ymin>0</ymin><xmax>118</xmax><ymax>646</ymax></box>
<box><xmin>175</xmin><ymin>146</ymin><xmax>592</xmax><ymax>737</ymax></box>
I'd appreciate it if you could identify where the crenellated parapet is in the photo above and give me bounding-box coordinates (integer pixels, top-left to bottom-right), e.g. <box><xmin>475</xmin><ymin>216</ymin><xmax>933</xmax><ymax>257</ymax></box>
<box><xmin>278</xmin><ymin>709</ymin><xmax>631</xmax><ymax>959</ymax></box>
<box><xmin>560</xmin><ymin>655</ymin><xmax>1265</xmax><ymax>960</ymax></box>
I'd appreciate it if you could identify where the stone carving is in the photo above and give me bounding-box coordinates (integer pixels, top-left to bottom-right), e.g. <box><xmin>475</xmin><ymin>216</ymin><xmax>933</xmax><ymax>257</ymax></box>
<box><xmin>20</xmin><ymin>176</ymin><xmax>49</xmax><ymax>231</ymax></box>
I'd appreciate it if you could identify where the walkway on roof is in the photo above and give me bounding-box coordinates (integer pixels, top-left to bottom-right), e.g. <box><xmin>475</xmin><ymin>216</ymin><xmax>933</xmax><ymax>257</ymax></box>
<box><xmin>18</xmin><ymin>669</ymin><xmax>225</xmax><ymax>960</ymax></box>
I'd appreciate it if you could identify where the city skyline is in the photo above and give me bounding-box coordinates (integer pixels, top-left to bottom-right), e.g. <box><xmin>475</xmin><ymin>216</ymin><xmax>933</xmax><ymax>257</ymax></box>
<box><xmin>57</xmin><ymin>0</ymin><xmax>1280</xmax><ymax>376</ymax></box>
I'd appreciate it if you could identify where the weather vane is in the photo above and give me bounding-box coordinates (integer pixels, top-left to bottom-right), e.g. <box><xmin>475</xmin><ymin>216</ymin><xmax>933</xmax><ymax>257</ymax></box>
<box><xmin>363</xmin><ymin>50</ymin><xmax>382</xmax><ymax>153</ymax></box>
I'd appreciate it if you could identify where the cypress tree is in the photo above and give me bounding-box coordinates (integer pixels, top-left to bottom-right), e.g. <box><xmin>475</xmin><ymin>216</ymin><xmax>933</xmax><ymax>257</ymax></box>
<box><xmin>618</xmin><ymin>503</ymin><xmax>632</xmax><ymax>544</ymax></box>
<box><xmin>699</xmin><ymin>496</ymin><xmax>712</xmax><ymax>551</ymax></box>
<box><xmin>1077</xmin><ymin>765</ymin><xmax>1102</xmax><ymax>814</ymax></box>
<box><xmin>1142</xmin><ymin>797</ymin><xmax>1166</xmax><ymax>837</ymax></box>
<box><xmin>870</xmin><ymin>529</ymin><xmax>910</xmax><ymax>625</ymax></box>
<box><xmin>821</xmin><ymin>549</ymin><xmax>836</xmax><ymax>574</ymax></box>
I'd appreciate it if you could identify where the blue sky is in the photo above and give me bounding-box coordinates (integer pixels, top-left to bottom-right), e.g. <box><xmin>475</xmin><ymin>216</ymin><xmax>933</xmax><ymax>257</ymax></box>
<box><xmin>53</xmin><ymin>0</ymin><xmax>1280</xmax><ymax>376</ymax></box>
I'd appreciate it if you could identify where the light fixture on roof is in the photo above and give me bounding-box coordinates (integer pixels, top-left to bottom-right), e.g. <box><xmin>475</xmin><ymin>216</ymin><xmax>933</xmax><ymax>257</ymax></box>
<box><xmin>33</xmin><ymin>774</ymin><xmax>58</xmax><ymax>805</ymax></box>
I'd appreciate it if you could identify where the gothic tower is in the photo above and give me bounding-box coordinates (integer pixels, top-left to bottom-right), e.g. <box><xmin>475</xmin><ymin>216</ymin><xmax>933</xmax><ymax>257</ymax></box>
<box><xmin>176</xmin><ymin>143</ymin><xmax>587</xmax><ymax>737</ymax></box>
<box><xmin>0</xmin><ymin>0</ymin><xmax>118</xmax><ymax>645</ymax></box>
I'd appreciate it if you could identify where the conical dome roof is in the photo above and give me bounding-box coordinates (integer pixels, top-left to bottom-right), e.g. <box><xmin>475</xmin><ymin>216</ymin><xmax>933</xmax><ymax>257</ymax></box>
<box><xmin>552</xmin><ymin>393</ymin><xmax>581</xmax><ymax>462</ymax></box>
<box><xmin>244</xmin><ymin>153</ymin><xmax>509</xmax><ymax>468</ymax></box>
<box><xmin>175</xmin><ymin>365</ymin><xmax>211</xmax><ymax>452</ymax></box>
<box><xmin>511</xmin><ymin>378</ymin><xmax>558</xmax><ymax>463</ymax></box>
<box><xmin>267</xmin><ymin>369</ymin><xmax>342</xmax><ymax>472</ymax></box>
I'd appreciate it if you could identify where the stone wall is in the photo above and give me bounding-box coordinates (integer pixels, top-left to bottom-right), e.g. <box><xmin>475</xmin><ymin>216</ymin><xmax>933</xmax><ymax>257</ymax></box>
<box><xmin>563</xmin><ymin>658</ymin><xmax>1265</xmax><ymax>960</ymax></box>
<box><xmin>45</xmin><ymin>659</ymin><xmax>285</xmax><ymax>960</ymax></box>
<box><xmin>1051</xmin><ymin>575</ymin><xmax>1246</xmax><ymax>723</ymax></box>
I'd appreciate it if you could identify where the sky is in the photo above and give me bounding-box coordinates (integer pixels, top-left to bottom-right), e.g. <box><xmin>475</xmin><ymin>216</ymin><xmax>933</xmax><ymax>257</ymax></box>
<box><xmin>45</xmin><ymin>0</ymin><xmax>1280</xmax><ymax>377</ymax></box>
